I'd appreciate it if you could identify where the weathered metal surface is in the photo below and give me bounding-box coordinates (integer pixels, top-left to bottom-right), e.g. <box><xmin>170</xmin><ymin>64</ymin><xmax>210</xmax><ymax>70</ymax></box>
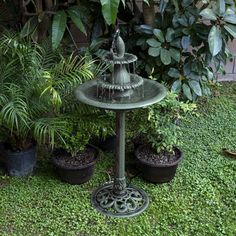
<box><xmin>76</xmin><ymin>30</ymin><xmax>166</xmax><ymax>217</ymax></box>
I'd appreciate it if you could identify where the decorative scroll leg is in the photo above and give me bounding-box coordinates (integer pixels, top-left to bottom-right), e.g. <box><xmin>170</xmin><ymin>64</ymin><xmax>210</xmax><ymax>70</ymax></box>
<box><xmin>91</xmin><ymin>111</ymin><xmax>149</xmax><ymax>218</ymax></box>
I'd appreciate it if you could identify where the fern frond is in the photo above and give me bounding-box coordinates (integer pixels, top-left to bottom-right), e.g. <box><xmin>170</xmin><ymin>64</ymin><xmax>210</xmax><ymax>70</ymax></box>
<box><xmin>33</xmin><ymin>117</ymin><xmax>69</xmax><ymax>148</ymax></box>
<box><xmin>0</xmin><ymin>84</ymin><xmax>30</xmax><ymax>134</ymax></box>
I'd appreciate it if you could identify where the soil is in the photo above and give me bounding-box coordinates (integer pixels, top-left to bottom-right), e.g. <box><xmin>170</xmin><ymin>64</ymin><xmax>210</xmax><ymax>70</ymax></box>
<box><xmin>54</xmin><ymin>148</ymin><xmax>96</xmax><ymax>168</ymax></box>
<box><xmin>136</xmin><ymin>145</ymin><xmax>180</xmax><ymax>165</ymax></box>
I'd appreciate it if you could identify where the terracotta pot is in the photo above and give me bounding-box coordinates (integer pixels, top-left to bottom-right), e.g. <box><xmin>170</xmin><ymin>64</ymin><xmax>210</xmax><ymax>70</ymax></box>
<box><xmin>52</xmin><ymin>145</ymin><xmax>99</xmax><ymax>185</ymax></box>
<box><xmin>135</xmin><ymin>145</ymin><xmax>183</xmax><ymax>183</ymax></box>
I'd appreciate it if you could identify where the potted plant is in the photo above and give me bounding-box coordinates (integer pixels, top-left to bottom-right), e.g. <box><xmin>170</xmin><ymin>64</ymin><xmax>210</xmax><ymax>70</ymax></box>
<box><xmin>0</xmin><ymin>33</ymin><xmax>59</xmax><ymax>176</ymax></box>
<box><xmin>132</xmin><ymin>92</ymin><xmax>196</xmax><ymax>183</ymax></box>
<box><xmin>52</xmin><ymin>115</ymin><xmax>104</xmax><ymax>185</ymax></box>
<box><xmin>0</xmin><ymin>32</ymin><xmax>94</xmax><ymax>177</ymax></box>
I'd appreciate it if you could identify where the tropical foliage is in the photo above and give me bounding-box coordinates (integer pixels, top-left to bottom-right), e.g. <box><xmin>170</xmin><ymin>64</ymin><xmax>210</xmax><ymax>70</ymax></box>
<box><xmin>0</xmin><ymin>31</ymin><xmax>96</xmax><ymax>151</ymax></box>
<box><xmin>1</xmin><ymin>0</ymin><xmax>128</xmax><ymax>50</ymax></box>
<box><xmin>128</xmin><ymin>0</ymin><xmax>236</xmax><ymax>100</ymax></box>
<box><xmin>131</xmin><ymin>92</ymin><xmax>196</xmax><ymax>152</ymax></box>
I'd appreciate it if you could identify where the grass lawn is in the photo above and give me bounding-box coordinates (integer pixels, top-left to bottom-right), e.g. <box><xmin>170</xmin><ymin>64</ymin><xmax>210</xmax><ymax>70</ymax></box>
<box><xmin>0</xmin><ymin>83</ymin><xmax>236</xmax><ymax>236</ymax></box>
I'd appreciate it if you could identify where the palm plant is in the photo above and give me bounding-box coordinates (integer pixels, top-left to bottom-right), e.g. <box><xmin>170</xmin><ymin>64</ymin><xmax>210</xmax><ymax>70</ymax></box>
<box><xmin>0</xmin><ymin>31</ymin><xmax>98</xmax><ymax>151</ymax></box>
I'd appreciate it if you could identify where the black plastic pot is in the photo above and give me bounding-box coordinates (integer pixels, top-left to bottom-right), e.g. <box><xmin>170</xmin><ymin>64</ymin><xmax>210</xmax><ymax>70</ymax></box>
<box><xmin>0</xmin><ymin>143</ymin><xmax>4</xmax><ymax>164</ymax></box>
<box><xmin>135</xmin><ymin>145</ymin><xmax>183</xmax><ymax>183</ymax></box>
<box><xmin>52</xmin><ymin>145</ymin><xmax>99</xmax><ymax>185</ymax></box>
<box><xmin>4</xmin><ymin>146</ymin><xmax>37</xmax><ymax>177</ymax></box>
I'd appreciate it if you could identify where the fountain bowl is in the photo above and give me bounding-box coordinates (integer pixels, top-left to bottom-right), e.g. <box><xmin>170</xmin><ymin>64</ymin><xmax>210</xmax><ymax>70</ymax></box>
<box><xmin>75</xmin><ymin>78</ymin><xmax>166</xmax><ymax>111</ymax></box>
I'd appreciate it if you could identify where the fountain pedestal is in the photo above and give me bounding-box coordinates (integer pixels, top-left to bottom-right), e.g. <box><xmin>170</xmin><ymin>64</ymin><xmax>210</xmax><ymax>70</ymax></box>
<box><xmin>76</xmin><ymin>30</ymin><xmax>166</xmax><ymax>217</ymax></box>
<box><xmin>91</xmin><ymin>111</ymin><xmax>149</xmax><ymax>217</ymax></box>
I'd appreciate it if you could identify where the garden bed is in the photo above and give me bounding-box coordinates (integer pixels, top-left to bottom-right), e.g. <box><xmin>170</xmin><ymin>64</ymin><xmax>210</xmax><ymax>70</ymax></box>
<box><xmin>0</xmin><ymin>83</ymin><xmax>236</xmax><ymax>235</ymax></box>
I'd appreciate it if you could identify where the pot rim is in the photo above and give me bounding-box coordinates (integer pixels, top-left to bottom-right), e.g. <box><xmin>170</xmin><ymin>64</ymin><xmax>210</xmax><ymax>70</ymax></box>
<box><xmin>52</xmin><ymin>144</ymin><xmax>100</xmax><ymax>170</ymax></box>
<box><xmin>3</xmin><ymin>145</ymin><xmax>36</xmax><ymax>156</ymax></box>
<box><xmin>135</xmin><ymin>144</ymin><xmax>183</xmax><ymax>167</ymax></box>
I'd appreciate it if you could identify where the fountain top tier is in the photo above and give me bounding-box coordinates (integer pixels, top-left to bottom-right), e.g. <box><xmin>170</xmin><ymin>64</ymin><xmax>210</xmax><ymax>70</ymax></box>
<box><xmin>103</xmin><ymin>30</ymin><xmax>137</xmax><ymax>65</ymax></box>
<box><xmin>76</xmin><ymin>30</ymin><xmax>166</xmax><ymax>110</ymax></box>
<box><xmin>97</xmin><ymin>29</ymin><xmax>144</xmax><ymax>98</ymax></box>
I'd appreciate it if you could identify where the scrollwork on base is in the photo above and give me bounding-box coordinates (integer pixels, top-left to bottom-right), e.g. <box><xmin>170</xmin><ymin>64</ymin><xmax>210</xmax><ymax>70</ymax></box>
<box><xmin>92</xmin><ymin>183</ymin><xmax>149</xmax><ymax>217</ymax></box>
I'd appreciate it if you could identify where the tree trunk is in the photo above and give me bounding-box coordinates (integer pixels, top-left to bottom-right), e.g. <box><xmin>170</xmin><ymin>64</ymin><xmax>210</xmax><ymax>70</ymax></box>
<box><xmin>142</xmin><ymin>0</ymin><xmax>155</xmax><ymax>26</ymax></box>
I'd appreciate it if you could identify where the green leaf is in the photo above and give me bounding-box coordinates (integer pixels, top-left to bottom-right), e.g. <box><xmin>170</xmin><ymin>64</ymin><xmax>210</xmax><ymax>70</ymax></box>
<box><xmin>153</xmin><ymin>29</ymin><xmax>165</xmax><ymax>43</ymax></box>
<box><xmin>148</xmin><ymin>47</ymin><xmax>161</xmax><ymax>57</ymax></box>
<box><xmin>169</xmin><ymin>48</ymin><xmax>180</xmax><ymax>62</ymax></box>
<box><xmin>67</xmin><ymin>7</ymin><xmax>87</xmax><ymax>35</ymax></box>
<box><xmin>52</xmin><ymin>10</ymin><xmax>67</xmax><ymax>50</ymax></box>
<box><xmin>165</xmin><ymin>28</ymin><xmax>175</xmax><ymax>42</ymax></box>
<box><xmin>136</xmin><ymin>38</ymin><xmax>146</xmax><ymax>46</ymax></box>
<box><xmin>178</xmin><ymin>16</ymin><xmax>188</xmax><ymax>26</ymax></box>
<box><xmin>224</xmin><ymin>24</ymin><xmax>236</xmax><ymax>38</ymax></box>
<box><xmin>182</xmin><ymin>0</ymin><xmax>194</xmax><ymax>7</ymax></box>
<box><xmin>20</xmin><ymin>16</ymin><xmax>38</xmax><ymax>38</ymax></box>
<box><xmin>160</xmin><ymin>48</ymin><xmax>171</xmax><ymax>65</ymax></box>
<box><xmin>146</xmin><ymin>38</ymin><xmax>161</xmax><ymax>47</ymax></box>
<box><xmin>100</xmin><ymin>0</ymin><xmax>120</xmax><ymax>25</ymax></box>
<box><xmin>121</xmin><ymin>0</ymin><xmax>126</xmax><ymax>7</ymax></box>
<box><xmin>168</xmin><ymin>68</ymin><xmax>180</xmax><ymax>78</ymax></box>
<box><xmin>188</xmin><ymin>80</ymin><xmax>202</xmax><ymax>96</ymax></box>
<box><xmin>217</xmin><ymin>0</ymin><xmax>225</xmax><ymax>15</ymax></box>
<box><xmin>181</xmin><ymin>36</ymin><xmax>190</xmax><ymax>49</ymax></box>
<box><xmin>182</xmin><ymin>83</ymin><xmax>192</xmax><ymax>100</ymax></box>
<box><xmin>208</xmin><ymin>26</ymin><xmax>222</xmax><ymax>56</ymax></box>
<box><xmin>171</xmin><ymin>80</ymin><xmax>182</xmax><ymax>93</ymax></box>
<box><xmin>224</xmin><ymin>14</ymin><xmax>236</xmax><ymax>24</ymax></box>
<box><xmin>200</xmin><ymin>8</ymin><xmax>217</xmax><ymax>21</ymax></box>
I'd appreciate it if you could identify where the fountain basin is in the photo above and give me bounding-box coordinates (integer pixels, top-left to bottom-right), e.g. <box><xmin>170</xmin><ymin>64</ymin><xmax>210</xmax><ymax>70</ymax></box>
<box><xmin>75</xmin><ymin>79</ymin><xmax>166</xmax><ymax>110</ymax></box>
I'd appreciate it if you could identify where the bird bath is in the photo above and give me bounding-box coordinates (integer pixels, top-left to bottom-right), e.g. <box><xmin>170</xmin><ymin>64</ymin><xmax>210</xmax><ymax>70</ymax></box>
<box><xmin>76</xmin><ymin>30</ymin><xmax>166</xmax><ymax>217</ymax></box>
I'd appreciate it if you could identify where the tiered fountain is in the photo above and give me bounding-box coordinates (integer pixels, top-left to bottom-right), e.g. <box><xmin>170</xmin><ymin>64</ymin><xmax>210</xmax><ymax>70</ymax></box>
<box><xmin>76</xmin><ymin>30</ymin><xmax>166</xmax><ymax>217</ymax></box>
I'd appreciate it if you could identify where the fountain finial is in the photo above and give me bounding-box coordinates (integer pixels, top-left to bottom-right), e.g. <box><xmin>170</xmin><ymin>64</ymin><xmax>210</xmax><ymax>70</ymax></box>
<box><xmin>111</xmin><ymin>29</ymin><xmax>125</xmax><ymax>58</ymax></box>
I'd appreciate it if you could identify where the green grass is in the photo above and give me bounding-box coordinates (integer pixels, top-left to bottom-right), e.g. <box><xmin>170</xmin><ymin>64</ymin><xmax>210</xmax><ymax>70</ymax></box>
<box><xmin>0</xmin><ymin>83</ymin><xmax>236</xmax><ymax>236</ymax></box>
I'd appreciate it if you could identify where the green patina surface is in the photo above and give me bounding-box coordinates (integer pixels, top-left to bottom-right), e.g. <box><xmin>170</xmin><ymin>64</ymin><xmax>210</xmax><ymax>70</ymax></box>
<box><xmin>0</xmin><ymin>83</ymin><xmax>236</xmax><ymax>236</ymax></box>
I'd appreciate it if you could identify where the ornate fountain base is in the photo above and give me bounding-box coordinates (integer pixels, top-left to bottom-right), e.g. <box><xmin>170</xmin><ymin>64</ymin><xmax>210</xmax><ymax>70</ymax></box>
<box><xmin>90</xmin><ymin>111</ymin><xmax>149</xmax><ymax>217</ymax></box>
<box><xmin>91</xmin><ymin>183</ymin><xmax>149</xmax><ymax>217</ymax></box>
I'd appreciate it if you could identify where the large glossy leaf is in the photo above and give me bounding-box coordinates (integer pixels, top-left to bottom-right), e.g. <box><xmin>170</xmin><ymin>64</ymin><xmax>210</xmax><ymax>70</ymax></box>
<box><xmin>148</xmin><ymin>47</ymin><xmax>161</xmax><ymax>57</ymax></box>
<box><xmin>208</xmin><ymin>26</ymin><xmax>222</xmax><ymax>56</ymax></box>
<box><xmin>100</xmin><ymin>0</ymin><xmax>120</xmax><ymax>25</ymax></box>
<box><xmin>160</xmin><ymin>48</ymin><xmax>171</xmax><ymax>65</ymax></box>
<box><xmin>165</xmin><ymin>28</ymin><xmax>175</xmax><ymax>42</ymax></box>
<box><xmin>178</xmin><ymin>15</ymin><xmax>188</xmax><ymax>26</ymax></box>
<box><xmin>169</xmin><ymin>48</ymin><xmax>180</xmax><ymax>62</ymax></box>
<box><xmin>182</xmin><ymin>0</ymin><xmax>194</xmax><ymax>7</ymax></box>
<box><xmin>168</xmin><ymin>68</ymin><xmax>180</xmax><ymax>78</ymax></box>
<box><xmin>200</xmin><ymin>8</ymin><xmax>217</xmax><ymax>20</ymax></box>
<box><xmin>188</xmin><ymin>80</ymin><xmax>202</xmax><ymax>96</ymax></box>
<box><xmin>224</xmin><ymin>14</ymin><xmax>236</xmax><ymax>24</ymax></box>
<box><xmin>67</xmin><ymin>7</ymin><xmax>87</xmax><ymax>35</ymax></box>
<box><xmin>121</xmin><ymin>0</ymin><xmax>125</xmax><ymax>7</ymax></box>
<box><xmin>182</xmin><ymin>83</ymin><xmax>192</xmax><ymax>100</ymax></box>
<box><xmin>160</xmin><ymin>0</ymin><xmax>168</xmax><ymax>14</ymax></box>
<box><xmin>52</xmin><ymin>10</ymin><xmax>67</xmax><ymax>50</ymax></box>
<box><xmin>135</xmin><ymin>25</ymin><xmax>153</xmax><ymax>35</ymax></box>
<box><xmin>224</xmin><ymin>24</ymin><xmax>236</xmax><ymax>38</ymax></box>
<box><xmin>153</xmin><ymin>29</ymin><xmax>165</xmax><ymax>43</ymax></box>
<box><xmin>20</xmin><ymin>16</ymin><xmax>38</xmax><ymax>37</ymax></box>
<box><xmin>217</xmin><ymin>0</ymin><xmax>225</xmax><ymax>15</ymax></box>
<box><xmin>171</xmin><ymin>80</ymin><xmax>182</xmax><ymax>93</ymax></box>
<box><xmin>146</xmin><ymin>38</ymin><xmax>161</xmax><ymax>47</ymax></box>
<box><xmin>181</xmin><ymin>36</ymin><xmax>190</xmax><ymax>49</ymax></box>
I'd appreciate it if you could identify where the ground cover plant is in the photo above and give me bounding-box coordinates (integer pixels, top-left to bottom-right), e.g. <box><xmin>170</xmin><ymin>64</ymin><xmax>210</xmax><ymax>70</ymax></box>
<box><xmin>0</xmin><ymin>82</ymin><xmax>236</xmax><ymax>235</ymax></box>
